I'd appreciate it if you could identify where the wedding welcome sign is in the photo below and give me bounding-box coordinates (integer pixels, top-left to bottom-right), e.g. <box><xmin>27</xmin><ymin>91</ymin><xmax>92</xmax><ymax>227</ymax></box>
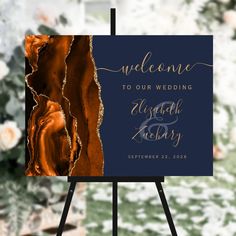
<box><xmin>25</xmin><ymin>35</ymin><xmax>213</xmax><ymax>177</ymax></box>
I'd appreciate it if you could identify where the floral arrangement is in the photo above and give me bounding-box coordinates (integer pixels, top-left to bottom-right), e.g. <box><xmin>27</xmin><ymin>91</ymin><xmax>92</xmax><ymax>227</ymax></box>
<box><xmin>0</xmin><ymin>0</ymin><xmax>86</xmax><ymax>234</ymax></box>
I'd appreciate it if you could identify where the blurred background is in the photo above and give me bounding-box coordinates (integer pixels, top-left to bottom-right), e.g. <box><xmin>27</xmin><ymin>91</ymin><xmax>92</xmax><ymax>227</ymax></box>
<box><xmin>0</xmin><ymin>0</ymin><xmax>236</xmax><ymax>235</ymax></box>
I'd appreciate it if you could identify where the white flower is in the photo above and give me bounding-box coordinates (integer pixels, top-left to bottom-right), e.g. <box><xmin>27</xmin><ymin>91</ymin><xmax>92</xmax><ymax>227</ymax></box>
<box><xmin>218</xmin><ymin>0</ymin><xmax>230</xmax><ymax>3</ymax></box>
<box><xmin>213</xmin><ymin>31</ymin><xmax>236</xmax><ymax>107</ymax></box>
<box><xmin>0</xmin><ymin>121</ymin><xmax>22</xmax><ymax>151</ymax></box>
<box><xmin>230</xmin><ymin>126</ymin><xmax>236</xmax><ymax>145</ymax></box>
<box><xmin>0</xmin><ymin>0</ymin><xmax>85</xmax><ymax>61</ymax></box>
<box><xmin>102</xmin><ymin>220</ymin><xmax>112</xmax><ymax>233</ymax></box>
<box><xmin>0</xmin><ymin>60</ymin><xmax>9</xmax><ymax>80</ymax></box>
<box><xmin>213</xmin><ymin>107</ymin><xmax>229</xmax><ymax>134</ymax></box>
<box><xmin>223</xmin><ymin>10</ymin><xmax>236</xmax><ymax>29</ymax></box>
<box><xmin>116</xmin><ymin>0</ymin><xmax>208</xmax><ymax>35</ymax></box>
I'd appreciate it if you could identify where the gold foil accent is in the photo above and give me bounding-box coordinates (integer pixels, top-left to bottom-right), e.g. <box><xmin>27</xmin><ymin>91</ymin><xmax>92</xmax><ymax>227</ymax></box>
<box><xmin>89</xmin><ymin>35</ymin><xmax>104</xmax><ymax>174</ymax></box>
<box><xmin>60</xmin><ymin>36</ymin><xmax>83</xmax><ymax>174</ymax></box>
<box><xmin>66</xmin><ymin>36</ymin><xmax>104</xmax><ymax>176</ymax></box>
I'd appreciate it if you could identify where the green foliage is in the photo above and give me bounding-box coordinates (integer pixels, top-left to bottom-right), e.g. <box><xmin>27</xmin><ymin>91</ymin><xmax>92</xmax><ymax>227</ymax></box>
<box><xmin>38</xmin><ymin>25</ymin><xmax>59</xmax><ymax>35</ymax></box>
<box><xmin>0</xmin><ymin>13</ymin><xmax>70</xmax><ymax>235</ymax></box>
<box><xmin>200</xmin><ymin>0</ymin><xmax>236</xmax><ymax>35</ymax></box>
<box><xmin>59</xmin><ymin>14</ymin><xmax>68</xmax><ymax>26</ymax></box>
<box><xmin>0</xmin><ymin>176</ymin><xmax>68</xmax><ymax>235</ymax></box>
<box><xmin>0</xmin><ymin>5</ymin><xmax>77</xmax><ymax>236</ymax></box>
<box><xmin>0</xmin><ymin>180</ymin><xmax>31</xmax><ymax>235</ymax></box>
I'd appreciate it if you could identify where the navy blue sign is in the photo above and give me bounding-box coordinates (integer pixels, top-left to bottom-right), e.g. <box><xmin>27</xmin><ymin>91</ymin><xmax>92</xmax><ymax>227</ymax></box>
<box><xmin>93</xmin><ymin>36</ymin><xmax>213</xmax><ymax>176</ymax></box>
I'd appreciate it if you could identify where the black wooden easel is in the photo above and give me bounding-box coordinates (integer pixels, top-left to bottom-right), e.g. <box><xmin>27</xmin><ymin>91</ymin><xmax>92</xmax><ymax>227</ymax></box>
<box><xmin>57</xmin><ymin>8</ymin><xmax>177</xmax><ymax>236</ymax></box>
<box><xmin>57</xmin><ymin>177</ymin><xmax>177</xmax><ymax>236</ymax></box>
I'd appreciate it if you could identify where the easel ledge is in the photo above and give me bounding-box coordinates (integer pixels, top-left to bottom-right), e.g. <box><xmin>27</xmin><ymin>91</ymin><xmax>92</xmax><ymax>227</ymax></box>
<box><xmin>67</xmin><ymin>176</ymin><xmax>164</xmax><ymax>182</ymax></box>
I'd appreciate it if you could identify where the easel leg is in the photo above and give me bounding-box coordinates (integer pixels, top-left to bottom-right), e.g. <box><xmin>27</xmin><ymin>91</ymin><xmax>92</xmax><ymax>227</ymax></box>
<box><xmin>57</xmin><ymin>181</ymin><xmax>76</xmax><ymax>236</ymax></box>
<box><xmin>112</xmin><ymin>181</ymin><xmax>118</xmax><ymax>236</ymax></box>
<box><xmin>111</xmin><ymin>8</ymin><xmax>117</xmax><ymax>234</ymax></box>
<box><xmin>155</xmin><ymin>182</ymin><xmax>178</xmax><ymax>236</ymax></box>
